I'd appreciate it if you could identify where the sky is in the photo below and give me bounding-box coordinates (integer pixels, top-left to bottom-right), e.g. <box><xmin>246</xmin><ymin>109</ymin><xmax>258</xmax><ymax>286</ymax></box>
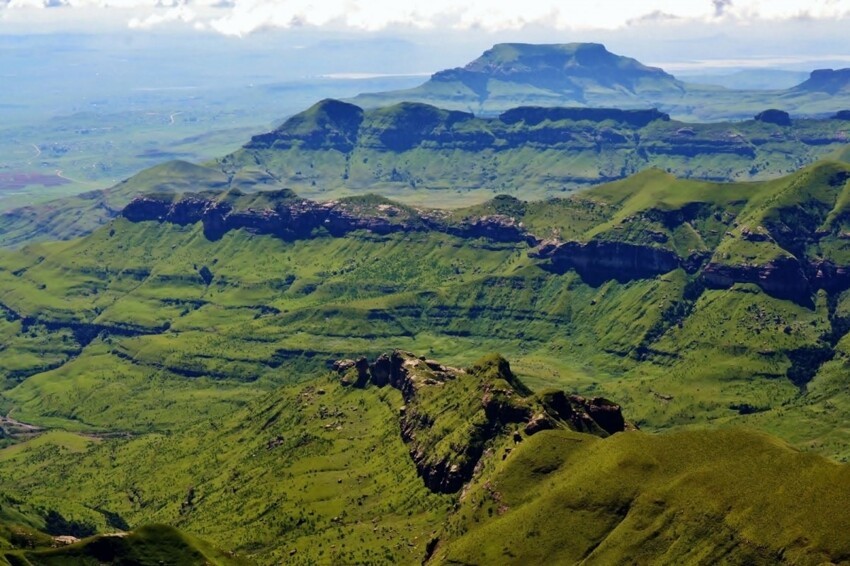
<box><xmin>3</xmin><ymin>0</ymin><xmax>850</xmax><ymax>74</ymax></box>
<box><xmin>2</xmin><ymin>0</ymin><xmax>850</xmax><ymax>36</ymax></box>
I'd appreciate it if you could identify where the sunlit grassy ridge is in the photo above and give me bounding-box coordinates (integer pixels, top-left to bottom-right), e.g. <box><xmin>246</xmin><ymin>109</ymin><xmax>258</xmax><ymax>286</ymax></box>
<box><xmin>437</xmin><ymin>427</ymin><xmax>850</xmax><ymax>565</ymax></box>
<box><xmin>3</xmin><ymin>162</ymin><xmax>850</xmax><ymax>450</ymax></box>
<box><xmin>6</xmin><ymin>97</ymin><xmax>850</xmax><ymax>249</ymax></box>
<box><xmin>3</xmin><ymin>161</ymin><xmax>850</xmax><ymax>561</ymax></box>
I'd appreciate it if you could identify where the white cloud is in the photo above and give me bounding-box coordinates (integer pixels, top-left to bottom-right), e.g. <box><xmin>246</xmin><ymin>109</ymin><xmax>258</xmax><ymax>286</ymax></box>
<box><xmin>128</xmin><ymin>3</ymin><xmax>195</xmax><ymax>28</ymax></box>
<box><xmin>3</xmin><ymin>0</ymin><xmax>850</xmax><ymax>34</ymax></box>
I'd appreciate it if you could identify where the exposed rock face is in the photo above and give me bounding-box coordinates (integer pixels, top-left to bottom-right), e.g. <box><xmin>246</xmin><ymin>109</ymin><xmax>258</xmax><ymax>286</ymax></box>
<box><xmin>703</xmin><ymin>253</ymin><xmax>850</xmax><ymax>303</ymax></box>
<box><xmin>530</xmin><ymin>239</ymin><xmax>683</xmax><ymax>281</ymax></box>
<box><xmin>122</xmin><ymin>192</ymin><xmax>530</xmax><ymax>245</ymax></box>
<box><xmin>755</xmin><ymin>109</ymin><xmax>792</xmax><ymax>126</ymax></box>
<box><xmin>499</xmin><ymin>107</ymin><xmax>669</xmax><ymax>128</ymax></box>
<box><xmin>702</xmin><ymin>257</ymin><xmax>809</xmax><ymax>301</ymax></box>
<box><xmin>810</xmin><ymin>260</ymin><xmax>850</xmax><ymax>294</ymax></box>
<box><xmin>332</xmin><ymin>351</ymin><xmax>627</xmax><ymax>494</ymax></box>
<box><xmin>124</xmin><ymin>186</ymin><xmax>850</xmax><ymax>305</ymax></box>
<box><xmin>536</xmin><ymin>390</ymin><xmax>626</xmax><ymax>435</ymax></box>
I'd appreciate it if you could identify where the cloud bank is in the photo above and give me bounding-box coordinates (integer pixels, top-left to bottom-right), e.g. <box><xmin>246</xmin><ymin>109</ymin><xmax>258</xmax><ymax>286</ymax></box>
<box><xmin>3</xmin><ymin>0</ymin><xmax>850</xmax><ymax>35</ymax></box>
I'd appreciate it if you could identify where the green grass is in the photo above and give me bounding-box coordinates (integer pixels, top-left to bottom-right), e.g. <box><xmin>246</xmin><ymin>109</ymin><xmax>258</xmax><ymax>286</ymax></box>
<box><xmin>437</xmin><ymin>427</ymin><xmax>850</xmax><ymax>565</ymax></box>
<box><xmin>4</xmin><ymin>160</ymin><xmax>850</xmax><ymax>561</ymax></box>
<box><xmin>7</xmin><ymin>100</ymin><xmax>850</xmax><ymax>250</ymax></box>
<box><xmin>8</xmin><ymin>524</ymin><xmax>245</xmax><ymax>565</ymax></box>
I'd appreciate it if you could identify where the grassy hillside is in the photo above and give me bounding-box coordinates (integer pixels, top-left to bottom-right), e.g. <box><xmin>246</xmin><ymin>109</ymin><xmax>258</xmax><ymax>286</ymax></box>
<box><xmin>437</xmin><ymin>427</ymin><xmax>850</xmax><ymax>565</ymax></box>
<box><xmin>2</xmin><ymin>162</ymin><xmax>850</xmax><ymax>561</ymax></box>
<box><xmin>6</xmin><ymin>99</ymin><xmax>850</xmax><ymax>249</ymax></box>
<box><xmin>0</xmin><ymin>355</ymin><xmax>848</xmax><ymax>564</ymax></box>
<box><xmin>6</xmin><ymin>525</ymin><xmax>244</xmax><ymax>566</ymax></box>
<box><xmin>3</xmin><ymin>162</ymin><xmax>850</xmax><ymax>452</ymax></box>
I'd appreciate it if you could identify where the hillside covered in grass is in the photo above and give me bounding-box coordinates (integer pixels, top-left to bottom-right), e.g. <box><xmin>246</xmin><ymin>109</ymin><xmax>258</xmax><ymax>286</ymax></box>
<box><xmin>6</xmin><ymin>97</ymin><xmax>850</xmax><ymax>249</ymax></box>
<box><xmin>3</xmin><ymin>161</ymin><xmax>850</xmax><ymax>560</ymax></box>
<box><xmin>5</xmin><ymin>162</ymin><xmax>850</xmax><ymax>452</ymax></box>
<box><xmin>1</xmin><ymin>351</ymin><xmax>849</xmax><ymax>564</ymax></box>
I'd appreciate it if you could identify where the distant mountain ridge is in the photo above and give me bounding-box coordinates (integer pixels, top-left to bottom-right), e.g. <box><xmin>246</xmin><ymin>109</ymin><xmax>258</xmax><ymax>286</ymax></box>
<box><xmin>5</xmin><ymin>98</ymin><xmax>850</xmax><ymax>248</ymax></box>
<box><xmin>793</xmin><ymin>68</ymin><xmax>850</xmax><ymax>94</ymax></box>
<box><xmin>352</xmin><ymin>42</ymin><xmax>850</xmax><ymax>121</ymax></box>
<box><xmin>429</xmin><ymin>42</ymin><xmax>683</xmax><ymax>101</ymax></box>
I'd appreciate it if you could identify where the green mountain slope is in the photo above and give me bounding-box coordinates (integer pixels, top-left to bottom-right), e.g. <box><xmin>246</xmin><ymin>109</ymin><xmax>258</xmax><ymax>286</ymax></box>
<box><xmin>352</xmin><ymin>42</ymin><xmax>850</xmax><ymax>121</ymax></box>
<box><xmin>0</xmin><ymin>352</ymin><xmax>848</xmax><ymax>564</ymax></box>
<box><xmin>437</xmin><ymin>427</ymin><xmax>850</xmax><ymax>565</ymax></box>
<box><xmin>6</xmin><ymin>98</ymin><xmax>850</xmax><ymax>249</ymax></box>
<box><xmin>4</xmin><ymin>162</ymin><xmax>850</xmax><ymax>456</ymax></box>
<box><xmin>7</xmin><ymin>525</ymin><xmax>243</xmax><ymax>566</ymax></box>
<box><xmin>4</xmin><ymin>163</ymin><xmax>850</xmax><ymax>561</ymax></box>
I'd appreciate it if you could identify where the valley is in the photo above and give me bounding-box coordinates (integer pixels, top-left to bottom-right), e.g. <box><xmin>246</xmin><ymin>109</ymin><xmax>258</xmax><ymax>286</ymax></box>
<box><xmin>3</xmin><ymin>37</ymin><xmax>850</xmax><ymax>565</ymax></box>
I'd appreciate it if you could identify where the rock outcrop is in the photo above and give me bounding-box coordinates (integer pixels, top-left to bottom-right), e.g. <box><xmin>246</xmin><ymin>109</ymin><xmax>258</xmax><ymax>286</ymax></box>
<box><xmin>754</xmin><ymin>109</ymin><xmax>792</xmax><ymax>126</ymax></box>
<box><xmin>702</xmin><ymin>256</ymin><xmax>810</xmax><ymax>301</ymax></box>
<box><xmin>333</xmin><ymin>351</ymin><xmax>627</xmax><ymax>493</ymax></box>
<box><xmin>499</xmin><ymin>107</ymin><xmax>670</xmax><ymax>128</ymax></box>
<box><xmin>122</xmin><ymin>191</ymin><xmax>531</xmax><ymax>245</ymax></box>
<box><xmin>530</xmin><ymin>239</ymin><xmax>685</xmax><ymax>281</ymax></box>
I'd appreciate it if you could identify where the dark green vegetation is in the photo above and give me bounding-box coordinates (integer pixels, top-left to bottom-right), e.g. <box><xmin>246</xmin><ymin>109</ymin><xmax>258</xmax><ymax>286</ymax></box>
<box><xmin>2</xmin><ymin>159</ymin><xmax>850</xmax><ymax>560</ymax></box>
<box><xmin>4</xmin><ymin>525</ymin><xmax>244</xmax><ymax>566</ymax></box>
<box><xmin>7</xmin><ymin>96</ymin><xmax>850</xmax><ymax>248</ymax></box>
<box><xmin>0</xmin><ymin>350</ymin><xmax>849</xmax><ymax>564</ymax></box>
<box><xmin>354</xmin><ymin>42</ymin><xmax>850</xmax><ymax>121</ymax></box>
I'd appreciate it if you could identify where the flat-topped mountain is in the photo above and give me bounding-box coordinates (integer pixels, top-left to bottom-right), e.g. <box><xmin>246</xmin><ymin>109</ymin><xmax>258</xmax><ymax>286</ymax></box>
<box><xmin>232</xmin><ymin>98</ymin><xmax>850</xmax><ymax>195</ymax></box>
<box><xmin>792</xmin><ymin>68</ymin><xmax>850</xmax><ymax>95</ymax></box>
<box><xmin>353</xmin><ymin>43</ymin><xmax>850</xmax><ymax>121</ymax></box>
<box><xmin>429</xmin><ymin>42</ymin><xmax>682</xmax><ymax>99</ymax></box>
<box><xmin>355</xmin><ymin>42</ymin><xmax>685</xmax><ymax>113</ymax></box>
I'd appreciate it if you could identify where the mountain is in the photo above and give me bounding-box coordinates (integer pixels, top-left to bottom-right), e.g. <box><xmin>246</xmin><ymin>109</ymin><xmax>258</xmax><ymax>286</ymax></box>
<box><xmin>7</xmin><ymin>98</ymin><xmax>850</xmax><ymax>249</ymax></box>
<box><xmin>4</xmin><ymin>162</ymin><xmax>850</xmax><ymax>454</ymax></box>
<box><xmin>683</xmin><ymin>69</ymin><xmax>811</xmax><ymax>90</ymax></box>
<box><xmin>4</xmin><ymin>525</ymin><xmax>244</xmax><ymax>566</ymax></box>
<box><xmin>353</xmin><ymin>42</ymin><xmax>684</xmax><ymax>113</ymax></box>
<box><xmin>1</xmin><ymin>351</ymin><xmax>849</xmax><ymax>563</ymax></box>
<box><xmin>352</xmin><ymin>43</ymin><xmax>850</xmax><ymax>121</ymax></box>
<box><xmin>792</xmin><ymin>68</ymin><xmax>850</xmax><ymax>95</ymax></box>
<box><xmin>4</xmin><ymin>162</ymin><xmax>850</xmax><ymax>559</ymax></box>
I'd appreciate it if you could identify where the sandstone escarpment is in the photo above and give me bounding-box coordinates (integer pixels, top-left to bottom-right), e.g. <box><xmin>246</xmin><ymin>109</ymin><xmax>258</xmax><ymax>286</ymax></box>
<box><xmin>122</xmin><ymin>192</ymin><xmax>530</xmax><ymax>245</ymax></box>
<box><xmin>530</xmin><ymin>239</ymin><xmax>684</xmax><ymax>281</ymax></box>
<box><xmin>702</xmin><ymin>256</ymin><xmax>810</xmax><ymax>301</ymax></box>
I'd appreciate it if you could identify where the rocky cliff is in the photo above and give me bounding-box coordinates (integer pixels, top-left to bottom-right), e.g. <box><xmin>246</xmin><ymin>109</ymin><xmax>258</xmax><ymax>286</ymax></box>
<box><xmin>333</xmin><ymin>351</ymin><xmax>626</xmax><ymax>493</ymax></box>
<box><xmin>122</xmin><ymin>159</ymin><xmax>850</xmax><ymax>307</ymax></box>
<box><xmin>122</xmin><ymin>190</ymin><xmax>532</xmax><ymax>245</ymax></box>
<box><xmin>240</xmin><ymin>99</ymin><xmax>848</xmax><ymax>161</ymax></box>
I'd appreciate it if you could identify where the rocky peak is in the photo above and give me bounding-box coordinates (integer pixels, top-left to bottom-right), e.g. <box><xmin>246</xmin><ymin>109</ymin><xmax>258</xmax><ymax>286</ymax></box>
<box><xmin>245</xmin><ymin>98</ymin><xmax>364</xmax><ymax>152</ymax></box>
<box><xmin>332</xmin><ymin>351</ymin><xmax>627</xmax><ymax>493</ymax></box>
